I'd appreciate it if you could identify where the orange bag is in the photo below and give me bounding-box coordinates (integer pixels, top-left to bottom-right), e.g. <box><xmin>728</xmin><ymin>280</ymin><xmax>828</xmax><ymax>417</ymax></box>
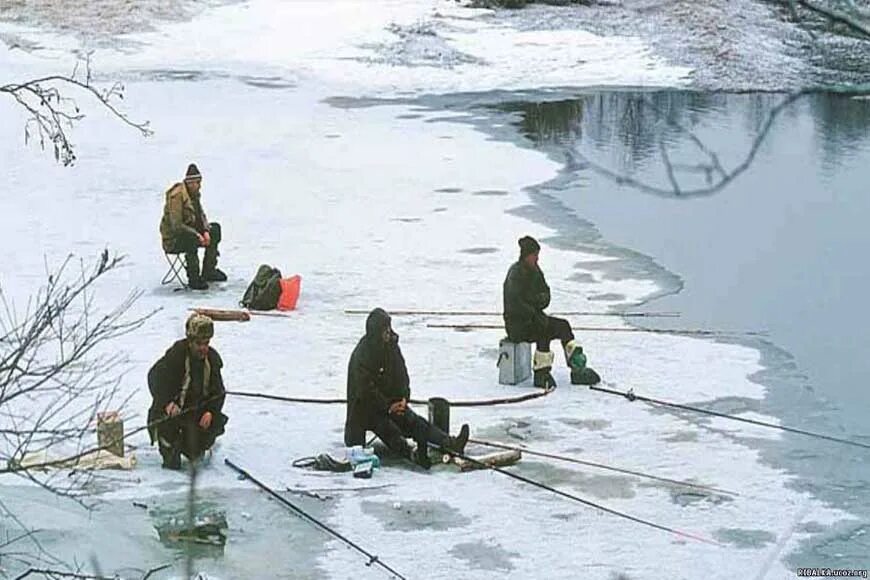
<box><xmin>277</xmin><ymin>275</ymin><xmax>301</xmax><ymax>311</ymax></box>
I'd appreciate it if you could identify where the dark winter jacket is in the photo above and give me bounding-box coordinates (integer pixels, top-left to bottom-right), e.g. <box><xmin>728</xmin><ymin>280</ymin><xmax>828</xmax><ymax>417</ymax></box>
<box><xmin>503</xmin><ymin>260</ymin><xmax>551</xmax><ymax>341</ymax></box>
<box><xmin>147</xmin><ymin>339</ymin><xmax>227</xmax><ymax>441</ymax></box>
<box><xmin>344</xmin><ymin>309</ymin><xmax>410</xmax><ymax>445</ymax></box>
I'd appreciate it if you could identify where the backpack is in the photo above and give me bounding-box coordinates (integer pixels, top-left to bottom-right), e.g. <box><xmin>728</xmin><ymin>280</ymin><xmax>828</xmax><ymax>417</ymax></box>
<box><xmin>240</xmin><ymin>264</ymin><xmax>282</xmax><ymax>310</ymax></box>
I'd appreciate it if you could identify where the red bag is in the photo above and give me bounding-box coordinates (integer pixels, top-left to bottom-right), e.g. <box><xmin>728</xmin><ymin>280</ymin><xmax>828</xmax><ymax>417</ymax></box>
<box><xmin>277</xmin><ymin>275</ymin><xmax>301</xmax><ymax>311</ymax></box>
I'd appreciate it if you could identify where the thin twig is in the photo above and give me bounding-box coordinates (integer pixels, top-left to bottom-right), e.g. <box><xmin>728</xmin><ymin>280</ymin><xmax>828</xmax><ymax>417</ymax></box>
<box><xmin>1</xmin><ymin>56</ymin><xmax>151</xmax><ymax>166</ymax></box>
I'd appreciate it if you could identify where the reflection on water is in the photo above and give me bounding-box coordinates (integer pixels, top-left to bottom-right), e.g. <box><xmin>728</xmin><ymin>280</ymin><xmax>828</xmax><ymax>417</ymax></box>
<box><xmin>489</xmin><ymin>90</ymin><xmax>870</xmax><ymax>566</ymax></box>
<box><xmin>498</xmin><ymin>92</ymin><xmax>870</xmax><ymax>193</ymax></box>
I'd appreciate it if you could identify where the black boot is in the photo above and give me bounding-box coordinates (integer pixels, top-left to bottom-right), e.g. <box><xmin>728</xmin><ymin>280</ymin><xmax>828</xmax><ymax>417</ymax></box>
<box><xmin>445</xmin><ymin>424</ymin><xmax>470</xmax><ymax>455</ymax></box>
<box><xmin>185</xmin><ymin>252</ymin><xmax>209</xmax><ymax>291</ymax></box>
<box><xmin>202</xmin><ymin>267</ymin><xmax>227</xmax><ymax>282</ymax></box>
<box><xmin>534</xmin><ymin>369</ymin><xmax>556</xmax><ymax>388</ymax></box>
<box><xmin>202</xmin><ymin>248</ymin><xmax>227</xmax><ymax>282</ymax></box>
<box><xmin>161</xmin><ymin>447</ymin><xmax>181</xmax><ymax>470</ymax></box>
<box><xmin>571</xmin><ymin>367</ymin><xmax>602</xmax><ymax>385</ymax></box>
<box><xmin>411</xmin><ymin>446</ymin><xmax>431</xmax><ymax>470</ymax></box>
<box><xmin>533</xmin><ymin>350</ymin><xmax>556</xmax><ymax>389</ymax></box>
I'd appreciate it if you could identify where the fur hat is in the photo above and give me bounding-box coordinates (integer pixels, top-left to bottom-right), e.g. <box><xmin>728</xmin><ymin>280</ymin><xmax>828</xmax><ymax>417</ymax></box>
<box><xmin>519</xmin><ymin>235</ymin><xmax>541</xmax><ymax>259</ymax></box>
<box><xmin>186</xmin><ymin>313</ymin><xmax>214</xmax><ymax>340</ymax></box>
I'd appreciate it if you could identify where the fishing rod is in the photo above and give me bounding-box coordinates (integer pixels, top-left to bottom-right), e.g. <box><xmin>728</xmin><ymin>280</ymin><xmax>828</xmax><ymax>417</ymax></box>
<box><xmin>226</xmin><ymin>386</ymin><xmax>555</xmax><ymax>408</ymax></box>
<box><xmin>434</xmin><ymin>444</ymin><xmax>721</xmax><ymax>546</ymax></box>
<box><xmin>590</xmin><ymin>385</ymin><xmax>870</xmax><ymax>451</ymax></box>
<box><xmin>225</xmin><ymin>459</ymin><xmax>407</xmax><ymax>580</ymax></box>
<box><xmin>0</xmin><ymin>393</ymin><xmax>227</xmax><ymax>475</ymax></box>
<box><xmin>227</xmin><ymin>391</ymin><xmax>346</xmax><ymax>405</ymax></box>
<box><xmin>468</xmin><ymin>438</ymin><xmax>738</xmax><ymax>497</ymax></box>
<box><xmin>344</xmin><ymin>309</ymin><xmax>681</xmax><ymax>318</ymax></box>
<box><xmin>426</xmin><ymin>323</ymin><xmax>765</xmax><ymax>337</ymax></box>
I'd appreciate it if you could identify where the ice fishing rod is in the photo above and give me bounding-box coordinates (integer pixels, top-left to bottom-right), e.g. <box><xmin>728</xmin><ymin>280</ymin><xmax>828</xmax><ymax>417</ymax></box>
<box><xmin>344</xmin><ymin>309</ymin><xmax>680</xmax><ymax>318</ymax></box>
<box><xmin>467</xmin><ymin>438</ymin><xmax>738</xmax><ymax>497</ymax></box>
<box><xmin>426</xmin><ymin>323</ymin><xmax>766</xmax><ymax>337</ymax></box>
<box><xmin>0</xmin><ymin>393</ymin><xmax>227</xmax><ymax>475</ymax></box>
<box><xmin>225</xmin><ymin>386</ymin><xmax>555</xmax><ymax>408</ymax></box>
<box><xmin>590</xmin><ymin>385</ymin><xmax>870</xmax><ymax>451</ymax></box>
<box><xmin>434</xmin><ymin>444</ymin><xmax>721</xmax><ymax>546</ymax></box>
<box><xmin>225</xmin><ymin>459</ymin><xmax>407</xmax><ymax>580</ymax></box>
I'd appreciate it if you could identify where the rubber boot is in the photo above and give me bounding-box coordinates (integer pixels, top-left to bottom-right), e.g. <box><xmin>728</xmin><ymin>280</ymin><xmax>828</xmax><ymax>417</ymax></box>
<box><xmin>445</xmin><ymin>424</ymin><xmax>470</xmax><ymax>456</ymax></box>
<box><xmin>160</xmin><ymin>445</ymin><xmax>182</xmax><ymax>470</ymax></box>
<box><xmin>202</xmin><ymin>247</ymin><xmax>227</xmax><ymax>282</ymax></box>
<box><xmin>564</xmin><ymin>340</ymin><xmax>586</xmax><ymax>385</ymax></box>
<box><xmin>411</xmin><ymin>444</ymin><xmax>431</xmax><ymax>470</ymax></box>
<box><xmin>185</xmin><ymin>252</ymin><xmax>209</xmax><ymax>290</ymax></box>
<box><xmin>533</xmin><ymin>350</ymin><xmax>556</xmax><ymax>389</ymax></box>
<box><xmin>574</xmin><ymin>367</ymin><xmax>601</xmax><ymax>385</ymax></box>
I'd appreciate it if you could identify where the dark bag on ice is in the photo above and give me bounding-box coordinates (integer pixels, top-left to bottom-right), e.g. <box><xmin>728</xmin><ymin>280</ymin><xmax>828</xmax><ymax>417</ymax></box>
<box><xmin>240</xmin><ymin>264</ymin><xmax>283</xmax><ymax>310</ymax></box>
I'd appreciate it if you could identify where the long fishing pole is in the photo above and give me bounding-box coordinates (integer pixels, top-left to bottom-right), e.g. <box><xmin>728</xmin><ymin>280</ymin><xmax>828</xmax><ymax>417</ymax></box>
<box><xmin>435</xmin><ymin>445</ymin><xmax>721</xmax><ymax>546</ymax></box>
<box><xmin>225</xmin><ymin>386</ymin><xmax>555</xmax><ymax>408</ymax></box>
<box><xmin>225</xmin><ymin>459</ymin><xmax>407</xmax><ymax>580</ymax></box>
<box><xmin>344</xmin><ymin>309</ymin><xmax>680</xmax><ymax>318</ymax></box>
<box><xmin>426</xmin><ymin>323</ymin><xmax>765</xmax><ymax>337</ymax></box>
<box><xmin>468</xmin><ymin>438</ymin><xmax>738</xmax><ymax>497</ymax></box>
<box><xmin>590</xmin><ymin>385</ymin><xmax>870</xmax><ymax>450</ymax></box>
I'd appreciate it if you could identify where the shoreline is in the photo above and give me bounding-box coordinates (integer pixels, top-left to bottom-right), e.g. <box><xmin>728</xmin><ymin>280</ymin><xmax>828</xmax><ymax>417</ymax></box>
<box><xmin>1</xmin><ymin>1</ymin><xmax>866</xmax><ymax>576</ymax></box>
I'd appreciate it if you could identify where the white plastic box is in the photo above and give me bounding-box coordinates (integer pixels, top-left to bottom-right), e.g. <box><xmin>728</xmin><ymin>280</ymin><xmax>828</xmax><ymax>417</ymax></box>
<box><xmin>498</xmin><ymin>338</ymin><xmax>532</xmax><ymax>385</ymax></box>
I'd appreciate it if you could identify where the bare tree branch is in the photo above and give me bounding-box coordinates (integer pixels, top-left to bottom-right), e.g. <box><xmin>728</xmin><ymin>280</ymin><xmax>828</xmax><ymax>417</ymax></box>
<box><xmin>0</xmin><ymin>53</ymin><xmax>152</xmax><ymax>166</ymax></box>
<box><xmin>140</xmin><ymin>564</ymin><xmax>171</xmax><ymax>580</ymax></box>
<box><xmin>577</xmin><ymin>85</ymin><xmax>870</xmax><ymax>197</ymax></box>
<box><xmin>791</xmin><ymin>0</ymin><xmax>870</xmax><ymax>39</ymax></box>
<box><xmin>0</xmin><ymin>251</ymin><xmax>155</xmax><ymax>502</ymax></box>
<box><xmin>13</xmin><ymin>570</ymin><xmax>117</xmax><ymax>580</ymax></box>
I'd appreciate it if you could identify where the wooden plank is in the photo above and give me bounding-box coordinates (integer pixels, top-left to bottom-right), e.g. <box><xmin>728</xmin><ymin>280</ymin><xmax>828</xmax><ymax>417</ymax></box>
<box><xmin>191</xmin><ymin>307</ymin><xmax>251</xmax><ymax>321</ymax></box>
<box><xmin>446</xmin><ymin>449</ymin><xmax>522</xmax><ymax>472</ymax></box>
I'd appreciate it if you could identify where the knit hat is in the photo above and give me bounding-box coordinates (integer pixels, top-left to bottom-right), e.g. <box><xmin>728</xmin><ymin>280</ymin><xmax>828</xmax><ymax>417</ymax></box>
<box><xmin>186</xmin><ymin>313</ymin><xmax>214</xmax><ymax>340</ymax></box>
<box><xmin>184</xmin><ymin>163</ymin><xmax>202</xmax><ymax>181</ymax></box>
<box><xmin>519</xmin><ymin>235</ymin><xmax>541</xmax><ymax>259</ymax></box>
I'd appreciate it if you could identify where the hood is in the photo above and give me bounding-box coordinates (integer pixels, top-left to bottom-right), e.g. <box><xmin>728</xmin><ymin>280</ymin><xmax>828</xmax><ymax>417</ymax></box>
<box><xmin>365</xmin><ymin>308</ymin><xmax>392</xmax><ymax>339</ymax></box>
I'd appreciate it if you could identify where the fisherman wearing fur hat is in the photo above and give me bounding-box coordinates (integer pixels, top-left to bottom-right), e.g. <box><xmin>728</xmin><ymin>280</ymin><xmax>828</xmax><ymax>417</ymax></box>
<box><xmin>503</xmin><ymin>235</ymin><xmax>601</xmax><ymax>388</ymax></box>
<box><xmin>147</xmin><ymin>313</ymin><xmax>228</xmax><ymax>469</ymax></box>
<box><xmin>159</xmin><ymin>163</ymin><xmax>227</xmax><ymax>290</ymax></box>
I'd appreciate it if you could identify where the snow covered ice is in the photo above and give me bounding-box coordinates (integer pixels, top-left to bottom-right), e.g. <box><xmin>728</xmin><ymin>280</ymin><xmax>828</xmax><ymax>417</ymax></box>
<box><xmin>0</xmin><ymin>1</ymin><xmax>856</xmax><ymax>579</ymax></box>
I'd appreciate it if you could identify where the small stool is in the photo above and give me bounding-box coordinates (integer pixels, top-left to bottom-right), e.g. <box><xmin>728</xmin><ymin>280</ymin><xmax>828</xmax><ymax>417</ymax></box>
<box><xmin>161</xmin><ymin>252</ymin><xmax>188</xmax><ymax>290</ymax></box>
<box><xmin>497</xmin><ymin>338</ymin><xmax>532</xmax><ymax>385</ymax></box>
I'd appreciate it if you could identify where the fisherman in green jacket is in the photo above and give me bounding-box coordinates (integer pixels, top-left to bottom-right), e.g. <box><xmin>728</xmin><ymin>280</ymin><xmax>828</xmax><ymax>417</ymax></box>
<box><xmin>160</xmin><ymin>163</ymin><xmax>227</xmax><ymax>290</ymax></box>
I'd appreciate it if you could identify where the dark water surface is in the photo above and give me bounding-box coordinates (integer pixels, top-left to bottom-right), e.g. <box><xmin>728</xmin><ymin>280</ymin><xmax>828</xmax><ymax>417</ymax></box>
<box><xmin>484</xmin><ymin>91</ymin><xmax>870</xmax><ymax>566</ymax></box>
<box><xmin>336</xmin><ymin>87</ymin><xmax>870</xmax><ymax>567</ymax></box>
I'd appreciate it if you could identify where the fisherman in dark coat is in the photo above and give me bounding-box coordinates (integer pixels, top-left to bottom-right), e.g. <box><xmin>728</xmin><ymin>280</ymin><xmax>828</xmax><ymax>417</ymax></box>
<box><xmin>344</xmin><ymin>308</ymin><xmax>469</xmax><ymax>469</ymax></box>
<box><xmin>147</xmin><ymin>313</ymin><xmax>228</xmax><ymax>469</ymax></box>
<box><xmin>503</xmin><ymin>235</ymin><xmax>601</xmax><ymax>388</ymax></box>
